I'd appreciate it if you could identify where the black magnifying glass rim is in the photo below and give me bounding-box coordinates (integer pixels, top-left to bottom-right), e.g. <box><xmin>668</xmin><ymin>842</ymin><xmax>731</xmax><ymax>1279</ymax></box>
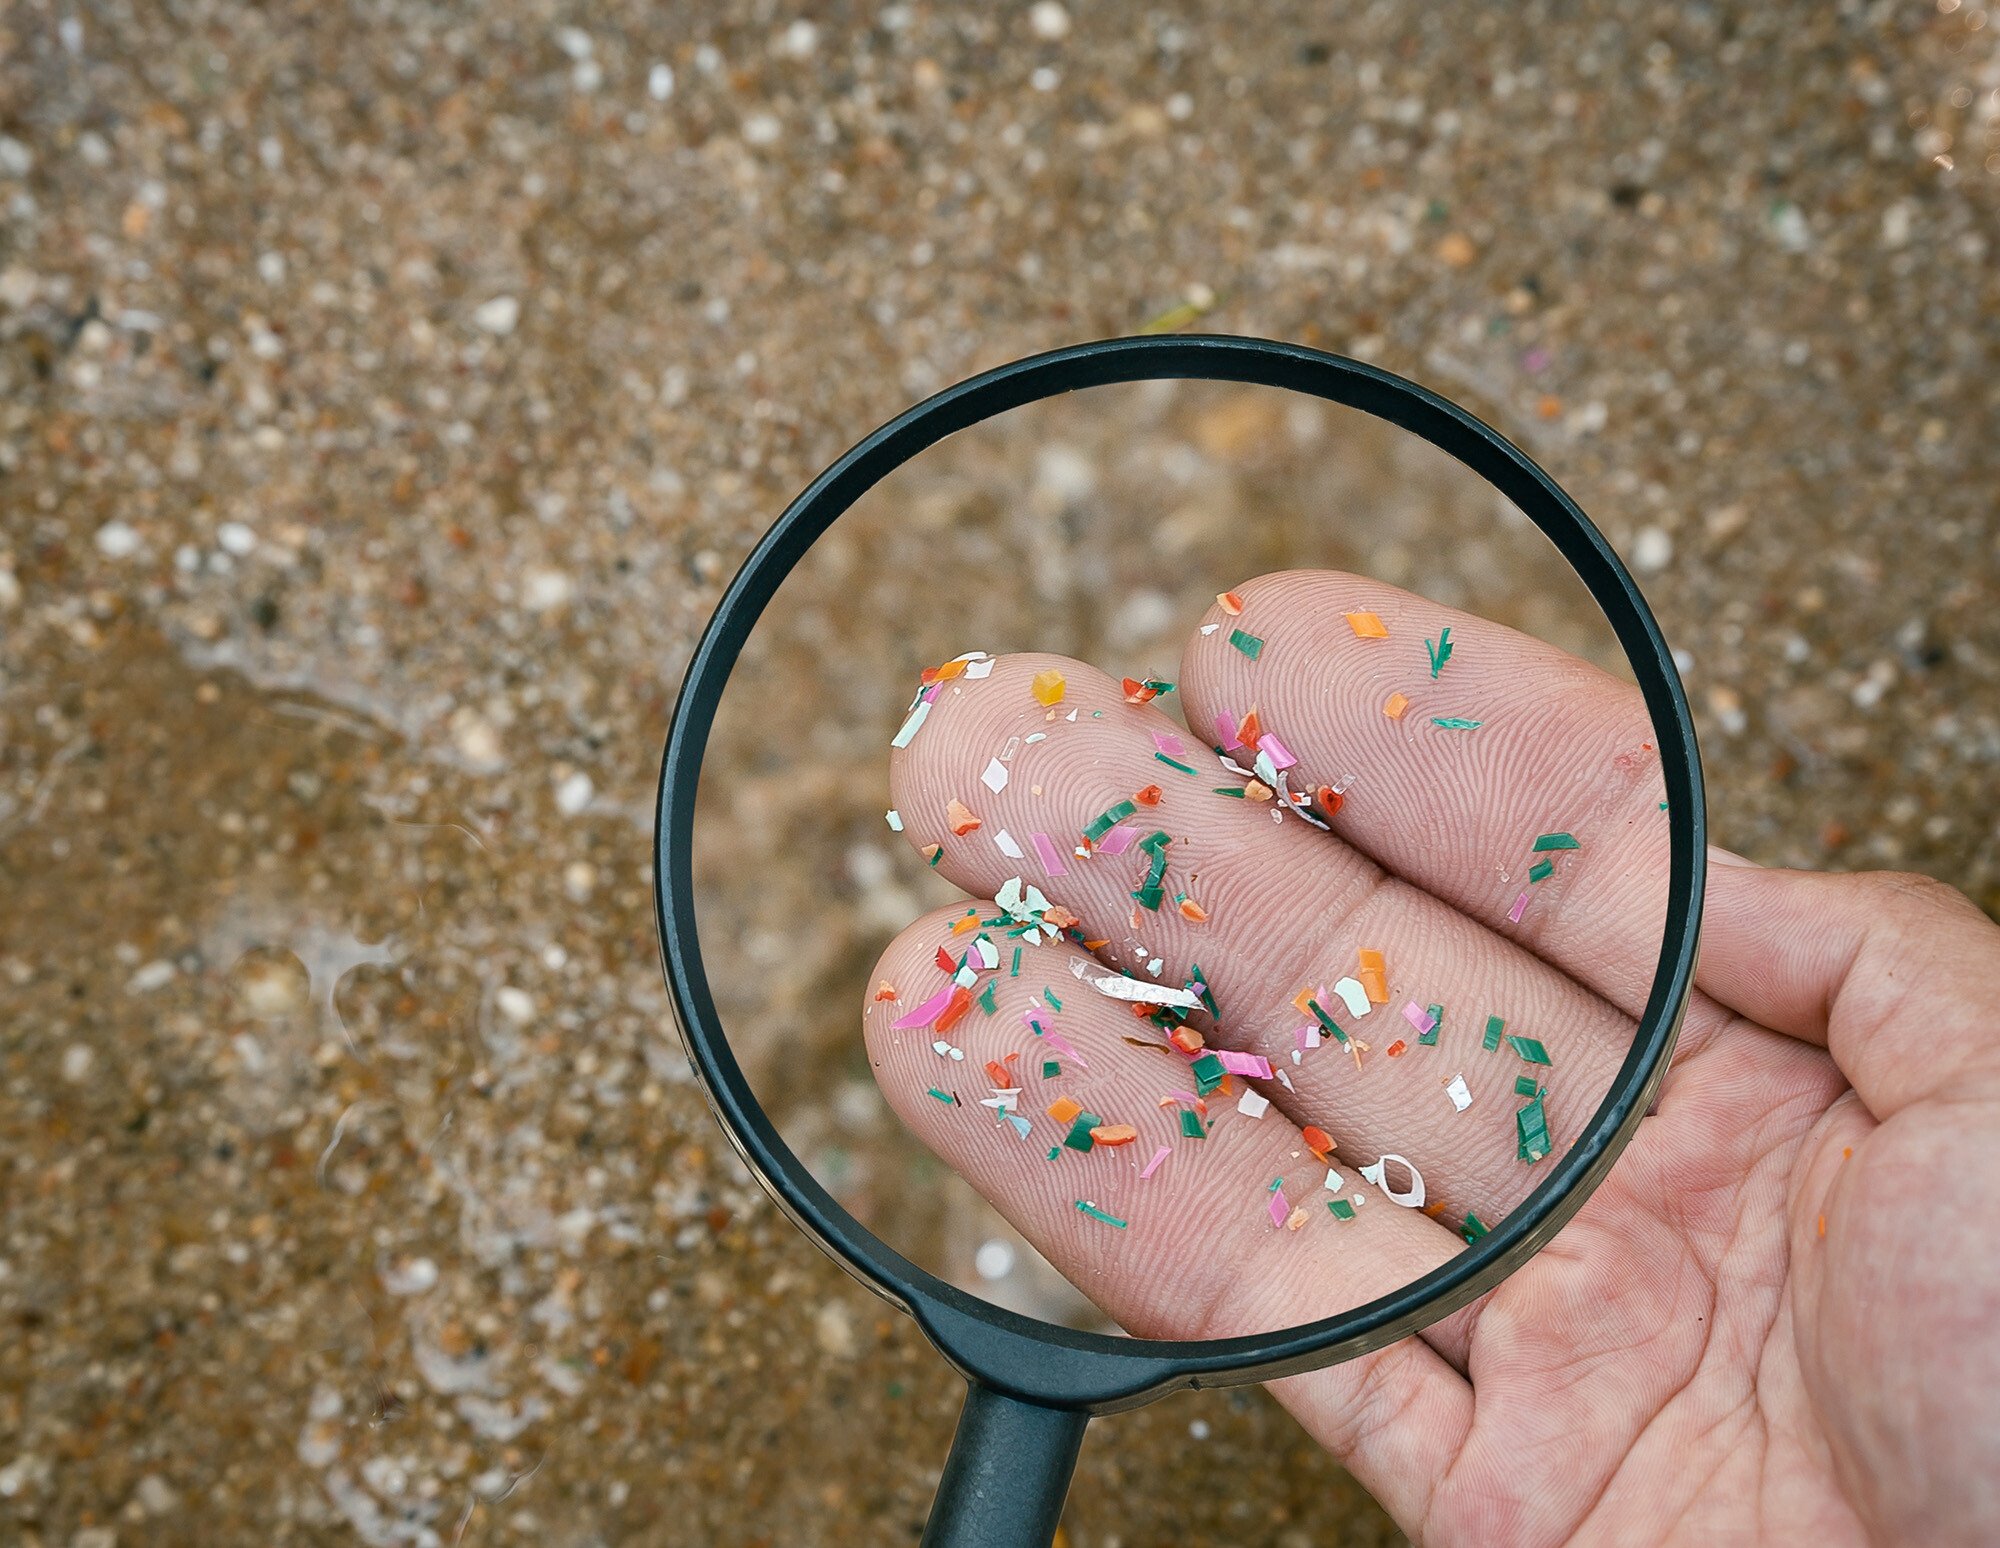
<box><xmin>654</xmin><ymin>333</ymin><xmax>1705</xmax><ymax>1412</ymax></box>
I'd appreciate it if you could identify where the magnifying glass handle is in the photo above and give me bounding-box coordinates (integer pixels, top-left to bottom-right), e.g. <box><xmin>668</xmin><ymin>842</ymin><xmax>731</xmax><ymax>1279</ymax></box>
<box><xmin>920</xmin><ymin>1382</ymin><xmax>1089</xmax><ymax>1548</ymax></box>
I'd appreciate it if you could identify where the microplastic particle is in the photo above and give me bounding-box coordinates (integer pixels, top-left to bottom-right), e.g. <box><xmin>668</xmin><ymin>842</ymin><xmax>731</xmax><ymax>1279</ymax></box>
<box><xmin>1328</xmin><ymin>1198</ymin><xmax>1356</xmax><ymax>1220</ymax></box>
<box><xmin>1421</xmin><ymin>1002</ymin><xmax>1443</xmax><ymax>1047</ymax></box>
<box><xmin>1075</xmin><ymin>1201</ymin><xmax>1127</xmax><ymax>1227</ymax></box>
<box><xmin>1508</xmin><ymin>1035</ymin><xmax>1552</xmax><ymax>1065</ymax></box>
<box><xmin>1427</xmin><ymin>626</ymin><xmax>1454</xmax><ymax>678</ymax></box>
<box><xmin>891</xmin><ymin>700</ymin><xmax>931</xmax><ymax>748</ymax></box>
<box><xmin>1179</xmin><ymin>1109</ymin><xmax>1206</xmax><ymax>1139</ymax></box>
<box><xmin>885</xmin><ymin>809</ymin><xmax>903</xmax><ymax>832</ymax></box>
<box><xmin>1445</xmin><ymin>1074</ymin><xmax>1473</xmax><ymax>1112</ymax></box>
<box><xmin>1140</xmin><ymin>1146</ymin><xmax>1171</xmax><ymax>1179</ymax></box>
<box><xmin>926</xmin><ymin>1087</ymin><xmax>954</xmax><ymax>1104</ymax></box>
<box><xmin>1515</xmin><ymin>1074</ymin><xmax>1539</xmax><ymax>1096</ymax></box>
<box><xmin>1483</xmin><ymin>1014</ymin><xmax>1506</xmax><ymax>1051</ymax></box>
<box><xmin>1155</xmin><ymin>752</ymin><xmax>1198</xmax><ymax>774</ymax></box>
<box><xmin>1517</xmin><ymin>1093</ymin><xmax>1550</xmax><ymax>1163</ymax></box>
<box><xmin>1431</xmin><ymin>717</ymin><xmax>1483</xmax><ymax>730</ymax></box>
<box><xmin>1032</xmin><ymin>669</ymin><xmax>1067</xmax><ymax>706</ymax></box>
<box><xmin>1383</xmin><ymin>692</ymin><xmax>1410</xmax><ymax>720</ymax></box>
<box><xmin>1345</xmin><ymin>612</ymin><xmax>1389</xmax><ymax>639</ymax></box>
<box><xmin>981</xmin><ymin>758</ymin><xmax>1009</xmax><ymax>793</ymax></box>
<box><xmin>1532</xmin><ymin>832</ymin><xmax>1581</xmax><ymax>852</ymax></box>
<box><xmin>1462</xmin><ymin>1212</ymin><xmax>1489</xmax><ymax>1243</ymax></box>
<box><xmin>1237</xmin><ymin>1088</ymin><xmax>1271</xmax><ymax>1119</ymax></box>
<box><xmin>1228</xmin><ymin>629</ymin><xmax>1264</xmax><ymax>660</ymax></box>
<box><xmin>1529</xmin><ymin>858</ymin><xmax>1554</xmax><ymax>883</ymax></box>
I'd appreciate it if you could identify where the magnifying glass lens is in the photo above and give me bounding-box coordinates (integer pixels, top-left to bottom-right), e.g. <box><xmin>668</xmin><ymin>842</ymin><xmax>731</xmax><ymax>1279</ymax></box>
<box><xmin>691</xmin><ymin>377</ymin><xmax>1671</xmax><ymax>1342</ymax></box>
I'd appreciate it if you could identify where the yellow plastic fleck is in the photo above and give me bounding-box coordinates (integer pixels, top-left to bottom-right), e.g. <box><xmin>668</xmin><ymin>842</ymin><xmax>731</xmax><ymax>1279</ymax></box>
<box><xmin>1346</xmin><ymin>611</ymin><xmax>1390</xmax><ymax>639</ymax></box>
<box><xmin>1031</xmin><ymin>669</ymin><xmax>1067</xmax><ymax>707</ymax></box>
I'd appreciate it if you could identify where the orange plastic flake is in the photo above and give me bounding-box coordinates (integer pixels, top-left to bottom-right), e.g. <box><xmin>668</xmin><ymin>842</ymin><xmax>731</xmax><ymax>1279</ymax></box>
<box><xmin>1236</xmin><ymin>708</ymin><xmax>1264</xmax><ymax>747</ymax></box>
<box><xmin>1244</xmin><ymin>782</ymin><xmax>1273</xmax><ymax>802</ymax></box>
<box><xmin>1083</xmin><ymin>937</ymin><xmax>1109</xmax><ymax>950</ymax></box>
<box><xmin>1122</xmin><ymin>677</ymin><xmax>1160</xmax><ymax>705</ymax></box>
<box><xmin>1046</xmin><ymin>1096</ymin><xmax>1083</xmax><ymax>1124</ymax></box>
<box><xmin>946</xmin><ymin>798</ymin><xmax>982</xmax><ymax>836</ymax></box>
<box><xmin>1217</xmin><ymin>591</ymin><xmax>1245</xmax><ymax>615</ymax></box>
<box><xmin>1292</xmin><ymin>986</ymin><xmax>1317</xmax><ymax>1016</ymax></box>
<box><xmin>1346</xmin><ymin>611</ymin><xmax>1390</xmax><ymax>639</ymax></box>
<box><xmin>1386</xmin><ymin>1039</ymin><xmax>1408</xmax><ymax>1058</ymax></box>
<box><xmin>1301</xmin><ymin>1125</ymin><xmax>1335</xmax><ymax>1159</ymax></box>
<box><xmin>1383</xmin><ymin>692</ymin><xmax>1410</xmax><ymax>720</ymax></box>
<box><xmin>1315</xmin><ymin>784</ymin><xmax>1344</xmax><ymax>818</ymax></box>
<box><xmin>1091</xmin><ymin>1124</ymin><xmax>1139</xmax><ymax>1148</ymax></box>
<box><xmin>934</xmin><ymin>986</ymin><xmax>975</xmax><ymax>1034</ymax></box>
<box><xmin>1817</xmin><ymin>1213</ymin><xmax>1827</xmax><ymax>1239</ymax></box>
<box><xmin>1031</xmin><ymin>669</ymin><xmax>1067</xmax><ymax>707</ymax></box>
<box><xmin>874</xmin><ymin>981</ymin><xmax>899</xmax><ymax>1002</ymax></box>
<box><xmin>1133</xmin><ymin>784</ymin><xmax>1164</xmax><ymax>806</ymax></box>
<box><xmin>1286</xmin><ymin>1207</ymin><xmax>1310</xmax><ymax>1231</ymax></box>
<box><xmin>922</xmin><ymin>658</ymin><xmax>969</xmax><ymax>685</ymax></box>
<box><xmin>950</xmin><ymin>912</ymin><xmax>980</xmax><ymax>935</ymax></box>
<box><xmin>1358</xmin><ymin>950</ymin><xmax>1388</xmax><ymax>1004</ymax></box>
<box><xmin>1043</xmin><ymin>905</ymin><xmax>1081</xmax><ymax>931</ymax></box>
<box><xmin>985</xmin><ymin>1060</ymin><xmax>1013</xmax><ymax>1088</ymax></box>
<box><xmin>1178</xmin><ymin>897</ymin><xmax>1208</xmax><ymax>923</ymax></box>
<box><xmin>1169</xmin><ymin>1026</ymin><xmax>1205</xmax><ymax>1054</ymax></box>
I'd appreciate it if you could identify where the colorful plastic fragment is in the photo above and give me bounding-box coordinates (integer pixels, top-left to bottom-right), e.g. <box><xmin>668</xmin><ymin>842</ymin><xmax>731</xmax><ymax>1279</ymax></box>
<box><xmin>1179</xmin><ymin>1109</ymin><xmax>1207</xmax><ymax>1139</ymax></box>
<box><xmin>1517</xmin><ymin>1093</ymin><xmax>1551</xmax><ymax>1163</ymax></box>
<box><xmin>1228</xmin><ymin>628</ymin><xmax>1264</xmax><ymax>660</ymax></box>
<box><xmin>1345</xmin><ymin>612</ymin><xmax>1389</xmax><ymax>639</ymax></box>
<box><xmin>1328</xmin><ymin>1198</ymin><xmax>1357</xmax><ymax>1220</ymax></box>
<box><xmin>1532</xmin><ymin>832</ymin><xmax>1581</xmax><ymax>852</ymax></box>
<box><xmin>1383</xmin><ymin>692</ymin><xmax>1410</xmax><ymax>720</ymax></box>
<box><xmin>1483</xmin><ymin>1014</ymin><xmax>1506</xmax><ymax>1051</ymax></box>
<box><xmin>1529</xmin><ymin>858</ymin><xmax>1554</xmax><ymax>883</ymax></box>
<box><xmin>1031</xmin><ymin>669</ymin><xmax>1067</xmax><ymax>706</ymax></box>
<box><xmin>1075</xmin><ymin>1201</ymin><xmax>1127</xmax><ymax>1228</ymax></box>
<box><xmin>1420</xmin><ymin>1002</ymin><xmax>1443</xmax><ymax>1046</ymax></box>
<box><xmin>946</xmin><ymin>798</ymin><xmax>982</xmax><ymax>836</ymax></box>
<box><xmin>1508</xmin><ymin>1035</ymin><xmax>1552</xmax><ymax>1065</ymax></box>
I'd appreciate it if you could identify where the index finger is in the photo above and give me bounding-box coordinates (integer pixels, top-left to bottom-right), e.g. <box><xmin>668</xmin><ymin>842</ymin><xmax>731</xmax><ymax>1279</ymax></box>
<box><xmin>1179</xmin><ymin>570</ymin><xmax>1672</xmax><ymax>1021</ymax></box>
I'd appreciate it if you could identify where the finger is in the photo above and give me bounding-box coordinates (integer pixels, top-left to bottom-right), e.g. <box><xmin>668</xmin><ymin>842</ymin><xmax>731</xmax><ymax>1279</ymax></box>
<box><xmin>1178</xmin><ymin>570</ymin><xmax>1672</xmax><ymax>1020</ymax></box>
<box><xmin>890</xmin><ymin>652</ymin><xmax>1632</xmax><ymax>1232</ymax></box>
<box><xmin>1697</xmin><ymin>854</ymin><xmax>2000</xmax><ymax>1115</ymax></box>
<box><xmin>864</xmin><ymin>903</ymin><xmax>1479</xmax><ymax>1530</ymax></box>
<box><xmin>862</xmin><ymin>905</ymin><xmax>1468</xmax><ymax>1338</ymax></box>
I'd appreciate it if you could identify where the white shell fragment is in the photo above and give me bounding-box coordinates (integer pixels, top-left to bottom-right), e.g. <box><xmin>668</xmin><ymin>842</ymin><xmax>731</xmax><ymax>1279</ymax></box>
<box><xmin>1070</xmin><ymin>958</ymin><xmax>1202</xmax><ymax>1009</ymax></box>
<box><xmin>1360</xmin><ymin>1154</ymin><xmax>1426</xmax><ymax>1208</ymax></box>
<box><xmin>1331</xmin><ymin>977</ymin><xmax>1372</xmax><ymax>1018</ymax></box>
<box><xmin>1445</xmin><ymin>1074</ymin><xmax>1473</xmax><ymax>1113</ymax></box>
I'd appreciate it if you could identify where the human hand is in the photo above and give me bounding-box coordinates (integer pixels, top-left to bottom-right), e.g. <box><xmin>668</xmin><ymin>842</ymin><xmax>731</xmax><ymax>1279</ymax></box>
<box><xmin>862</xmin><ymin>570</ymin><xmax>2000</xmax><ymax>1546</ymax></box>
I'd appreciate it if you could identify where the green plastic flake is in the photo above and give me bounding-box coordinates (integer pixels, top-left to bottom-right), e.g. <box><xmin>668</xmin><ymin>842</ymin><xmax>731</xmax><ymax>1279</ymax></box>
<box><xmin>1517</xmin><ymin>1093</ymin><xmax>1551</xmax><ymax>1163</ymax></box>
<box><xmin>1309</xmin><ymin>998</ymin><xmax>1351</xmax><ymax>1046</ymax></box>
<box><xmin>1228</xmin><ymin>628</ymin><xmax>1264</xmax><ymax>660</ymax></box>
<box><xmin>1010</xmin><ymin>946</ymin><xmax>1022</xmax><ymax>978</ymax></box>
<box><xmin>1211</xmin><ymin>786</ymin><xmax>1247</xmax><ymax>798</ymax></box>
<box><xmin>1462</xmin><ymin>1211</ymin><xmax>1489</xmax><ymax>1243</ymax></box>
<box><xmin>1268</xmin><ymin>1176</ymin><xmax>1284</xmax><ymax>1192</ymax></box>
<box><xmin>1075</xmin><ymin>1201</ymin><xmax>1128</xmax><ymax>1228</ymax></box>
<box><xmin>1132</xmin><ymin>885</ymin><xmax>1165</xmax><ymax>912</ymax></box>
<box><xmin>1143</xmin><ymin>678</ymin><xmax>1177</xmax><ymax>695</ymax></box>
<box><xmin>927</xmin><ymin>1087</ymin><xmax>955</xmax><ymax>1104</ymax></box>
<box><xmin>1042</xmin><ymin>1059</ymin><xmax>1061</xmax><ymax>1079</ymax></box>
<box><xmin>1084</xmin><ymin>800</ymin><xmax>1138</xmax><ymax>843</ymax></box>
<box><xmin>928</xmin><ymin>846</ymin><xmax>943</xmax><ymax>867</ymax></box>
<box><xmin>1426</xmin><ymin>626</ymin><xmax>1454</xmax><ymax>679</ymax></box>
<box><xmin>976</xmin><ymin>979</ymin><xmax>998</xmax><ymax>1015</ymax></box>
<box><xmin>1191</xmin><ymin>1052</ymin><xmax>1226</xmax><ymax>1096</ymax></box>
<box><xmin>1528</xmin><ymin>858</ymin><xmax>1554</xmax><ymax>883</ymax></box>
<box><xmin>1431</xmin><ymin>716</ymin><xmax>1483</xmax><ymax>730</ymax></box>
<box><xmin>1188</xmin><ymin>965</ymin><xmax>1219</xmax><ymax>1019</ymax></box>
<box><xmin>1532</xmin><ymin>832</ymin><xmax>1581</xmax><ymax>852</ymax></box>
<box><xmin>1179</xmin><ymin>1109</ymin><xmax>1207</xmax><ymax>1138</ymax></box>
<box><xmin>1064</xmin><ymin>1114</ymin><xmax>1102</xmax><ymax>1152</ymax></box>
<box><xmin>1042</xmin><ymin>988</ymin><xmax>1063</xmax><ymax>1012</ymax></box>
<box><xmin>1515</xmin><ymin>1074</ymin><xmax>1541</xmax><ymax>1097</ymax></box>
<box><xmin>1483</xmin><ymin>1014</ymin><xmax>1506</xmax><ymax>1051</ymax></box>
<box><xmin>1420</xmin><ymin>1002</ymin><xmax>1443</xmax><ymax>1047</ymax></box>
<box><xmin>1327</xmin><ymin>1198</ymin><xmax>1356</xmax><ymax>1221</ymax></box>
<box><xmin>1047</xmin><ymin>1145</ymin><xmax>1061</xmax><ymax>1161</ymax></box>
<box><xmin>1154</xmin><ymin>751</ymin><xmax>1198</xmax><ymax>775</ymax></box>
<box><xmin>1508</xmin><ymin>1035</ymin><xmax>1552</xmax><ymax>1066</ymax></box>
<box><xmin>1139</xmin><ymin>830</ymin><xmax>1172</xmax><ymax>855</ymax></box>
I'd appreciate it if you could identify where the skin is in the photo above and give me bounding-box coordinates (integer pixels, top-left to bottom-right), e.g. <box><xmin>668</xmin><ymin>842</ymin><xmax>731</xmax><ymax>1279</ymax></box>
<box><xmin>862</xmin><ymin>571</ymin><xmax>2000</xmax><ymax>1547</ymax></box>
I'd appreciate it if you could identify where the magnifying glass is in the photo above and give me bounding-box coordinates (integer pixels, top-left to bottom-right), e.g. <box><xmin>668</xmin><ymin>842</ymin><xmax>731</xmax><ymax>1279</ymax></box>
<box><xmin>655</xmin><ymin>335</ymin><xmax>1703</xmax><ymax>1547</ymax></box>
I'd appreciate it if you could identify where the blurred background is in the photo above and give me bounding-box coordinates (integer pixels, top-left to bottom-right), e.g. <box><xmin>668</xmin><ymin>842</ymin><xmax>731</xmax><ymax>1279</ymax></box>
<box><xmin>2</xmin><ymin>3</ymin><xmax>1996</xmax><ymax>1545</ymax></box>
